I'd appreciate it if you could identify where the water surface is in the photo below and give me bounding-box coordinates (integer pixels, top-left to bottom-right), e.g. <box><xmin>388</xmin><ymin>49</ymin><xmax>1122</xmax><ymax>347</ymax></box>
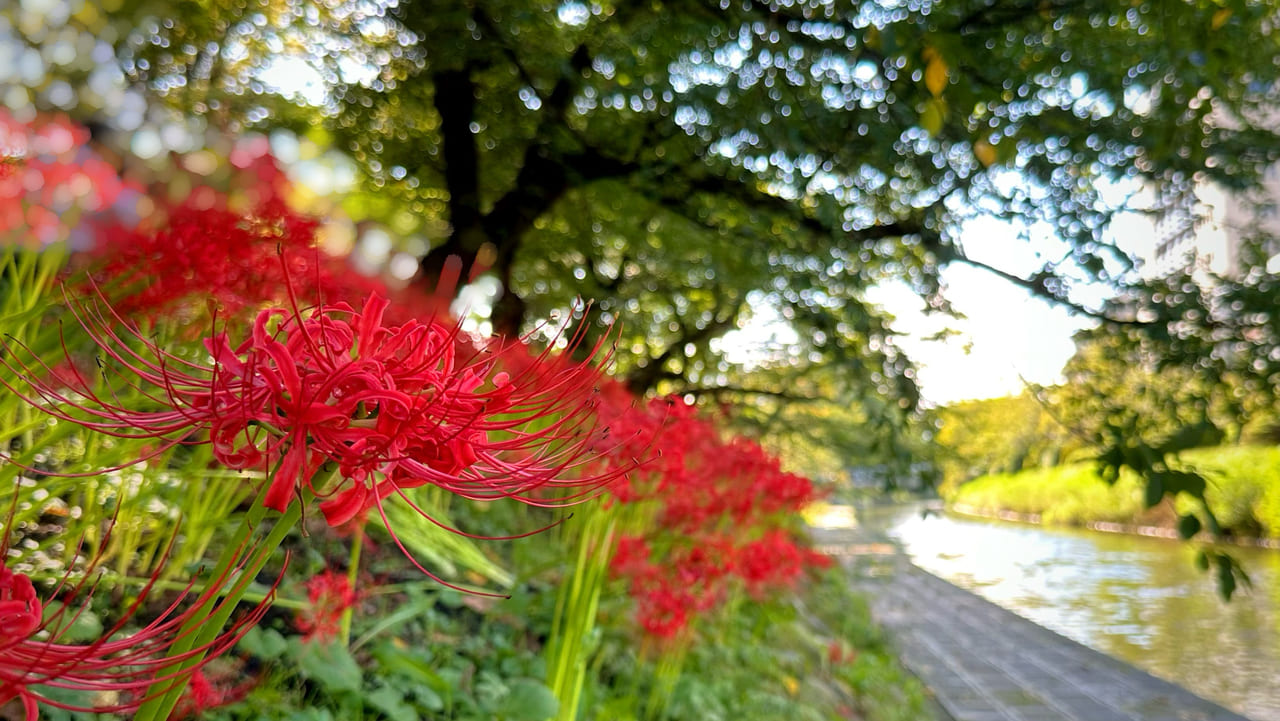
<box><xmin>862</xmin><ymin>504</ymin><xmax>1280</xmax><ymax>721</ymax></box>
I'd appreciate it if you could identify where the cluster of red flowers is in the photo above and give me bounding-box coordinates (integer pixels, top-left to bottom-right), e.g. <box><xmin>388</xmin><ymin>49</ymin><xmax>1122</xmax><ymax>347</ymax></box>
<box><xmin>0</xmin><ymin>109</ymin><xmax>136</xmax><ymax>247</ymax></box>
<box><xmin>5</xmin><ymin>284</ymin><xmax>625</xmax><ymax>561</ymax></box>
<box><xmin>82</xmin><ymin>142</ymin><xmax>448</xmax><ymax>327</ymax></box>
<box><xmin>0</xmin><ymin>113</ymin><xmax>641</xmax><ymax>717</ymax></box>
<box><xmin>598</xmin><ymin>390</ymin><xmax>830</xmax><ymax>639</ymax></box>
<box><xmin>0</xmin><ymin>538</ymin><xmax>273</xmax><ymax>718</ymax></box>
<box><xmin>3</xmin><ymin>111</ymin><xmax>446</xmax><ymax>329</ymax></box>
<box><xmin>88</xmin><ymin>180</ymin><xmax>319</xmax><ymax>321</ymax></box>
<box><xmin>295</xmin><ymin>570</ymin><xmax>359</xmax><ymax>641</ymax></box>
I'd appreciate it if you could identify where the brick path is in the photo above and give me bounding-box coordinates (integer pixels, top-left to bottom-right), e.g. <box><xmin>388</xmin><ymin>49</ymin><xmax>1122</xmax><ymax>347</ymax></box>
<box><xmin>813</xmin><ymin>526</ymin><xmax>1256</xmax><ymax>721</ymax></box>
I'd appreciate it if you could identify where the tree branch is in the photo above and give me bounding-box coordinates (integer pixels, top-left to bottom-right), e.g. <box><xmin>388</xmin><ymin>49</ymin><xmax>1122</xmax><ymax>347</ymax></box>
<box><xmin>674</xmin><ymin>385</ymin><xmax>824</xmax><ymax>402</ymax></box>
<box><xmin>626</xmin><ymin>307</ymin><xmax>742</xmax><ymax>394</ymax></box>
<box><xmin>946</xmin><ymin>254</ymin><xmax>1152</xmax><ymax>326</ymax></box>
<box><xmin>636</xmin><ymin>167</ymin><xmax>930</xmax><ymax>254</ymax></box>
<box><xmin>432</xmin><ymin>65</ymin><xmax>483</xmax><ymax>251</ymax></box>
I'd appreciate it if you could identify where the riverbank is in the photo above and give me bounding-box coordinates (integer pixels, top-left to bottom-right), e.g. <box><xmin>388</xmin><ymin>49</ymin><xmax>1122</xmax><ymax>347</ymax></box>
<box><xmin>852</xmin><ymin>558</ymin><xmax>1254</xmax><ymax>721</ymax></box>
<box><xmin>948</xmin><ymin>502</ymin><xmax>1280</xmax><ymax>550</ymax></box>
<box><xmin>946</xmin><ymin>445</ymin><xmax>1280</xmax><ymax>544</ymax></box>
<box><xmin>860</xmin><ymin>503</ymin><xmax>1280</xmax><ymax>720</ymax></box>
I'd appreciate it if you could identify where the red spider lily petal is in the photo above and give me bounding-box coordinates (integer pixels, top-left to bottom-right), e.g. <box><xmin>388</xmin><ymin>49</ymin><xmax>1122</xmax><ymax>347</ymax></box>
<box><xmin>3</xmin><ymin>276</ymin><xmax>640</xmax><ymax>583</ymax></box>
<box><xmin>171</xmin><ymin>662</ymin><xmax>256</xmax><ymax>720</ymax></box>
<box><xmin>0</xmin><ymin>540</ymin><xmax>279</xmax><ymax>719</ymax></box>
<box><xmin>0</xmin><ymin>567</ymin><xmax>41</xmax><ymax>640</ymax></box>
<box><xmin>295</xmin><ymin>570</ymin><xmax>358</xmax><ymax>642</ymax></box>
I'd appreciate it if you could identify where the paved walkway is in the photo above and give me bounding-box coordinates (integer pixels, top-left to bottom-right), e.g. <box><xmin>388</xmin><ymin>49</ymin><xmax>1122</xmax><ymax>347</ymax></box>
<box><xmin>813</xmin><ymin>526</ymin><xmax>1255</xmax><ymax>721</ymax></box>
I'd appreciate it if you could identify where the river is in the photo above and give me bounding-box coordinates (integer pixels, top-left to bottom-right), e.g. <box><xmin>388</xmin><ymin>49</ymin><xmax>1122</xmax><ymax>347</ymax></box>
<box><xmin>859</xmin><ymin>503</ymin><xmax>1280</xmax><ymax>721</ymax></box>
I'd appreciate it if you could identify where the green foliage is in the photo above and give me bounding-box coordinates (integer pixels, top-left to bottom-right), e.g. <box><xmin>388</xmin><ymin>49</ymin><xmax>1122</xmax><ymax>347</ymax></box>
<box><xmin>933</xmin><ymin>392</ymin><xmax>1084</xmax><ymax>491</ymax></box>
<box><xmin>295</xmin><ymin>640</ymin><xmax>365</xmax><ymax>693</ymax></box>
<box><xmin>204</xmin><ymin>587</ymin><xmax>561</xmax><ymax>721</ymax></box>
<box><xmin>727</xmin><ymin>368</ymin><xmax>935</xmax><ymax>487</ymax></box>
<box><xmin>948</xmin><ymin>463</ymin><xmax>1148</xmax><ymax>527</ymax></box>
<box><xmin>1049</xmin><ymin>330</ymin><xmax>1247</xmax><ymax>449</ymax></box>
<box><xmin>588</xmin><ymin>567</ymin><xmax>927</xmax><ymax>721</ymax></box>
<box><xmin>83</xmin><ymin>0</ymin><xmax>1280</xmax><ymax>472</ymax></box>
<box><xmin>948</xmin><ymin>445</ymin><xmax>1280</xmax><ymax>540</ymax></box>
<box><xmin>377</xmin><ymin>487</ymin><xmax>516</xmax><ymax>589</ymax></box>
<box><xmin>164</xmin><ymin>562</ymin><xmax>926</xmax><ymax>721</ymax></box>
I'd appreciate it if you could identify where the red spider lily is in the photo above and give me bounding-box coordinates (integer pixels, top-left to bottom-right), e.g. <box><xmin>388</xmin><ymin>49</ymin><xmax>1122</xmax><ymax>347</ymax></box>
<box><xmin>734</xmin><ymin>530</ymin><xmax>832</xmax><ymax>597</ymax></box>
<box><xmin>0</xmin><ymin>109</ymin><xmax>135</xmax><ymax>247</ymax></box>
<box><xmin>609</xmin><ymin>535</ymin><xmax>652</xmax><ymax>579</ymax></box>
<box><xmin>88</xmin><ymin>191</ymin><xmax>320</xmax><ymax>323</ymax></box>
<box><xmin>610</xmin><ymin>534</ymin><xmax>738</xmax><ymax>639</ymax></box>
<box><xmin>633</xmin><ymin>583</ymin><xmax>692</xmax><ymax>640</ymax></box>
<box><xmin>171</xmin><ymin>664</ymin><xmax>256</xmax><ymax>720</ymax></box>
<box><xmin>600</xmin><ymin>391</ymin><xmax>829</xmax><ymax>638</ymax></box>
<box><xmin>1</xmin><ymin>274</ymin><xmax>635</xmax><ymax>581</ymax></box>
<box><xmin>295</xmin><ymin>570</ymin><xmax>358</xmax><ymax>642</ymax></box>
<box><xmin>579</xmin><ymin>382</ymin><xmax>672</xmax><ymax>503</ymax></box>
<box><xmin>0</xmin><ymin>537</ymin><xmax>276</xmax><ymax>719</ymax></box>
<box><xmin>84</xmin><ymin>144</ymin><xmax>452</xmax><ymax>329</ymax></box>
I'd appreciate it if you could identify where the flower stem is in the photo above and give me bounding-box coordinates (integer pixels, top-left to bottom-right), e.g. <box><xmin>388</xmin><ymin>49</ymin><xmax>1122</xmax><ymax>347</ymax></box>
<box><xmin>338</xmin><ymin>521</ymin><xmax>364</xmax><ymax>646</ymax></box>
<box><xmin>132</xmin><ymin>482</ymin><xmax>303</xmax><ymax>721</ymax></box>
<box><xmin>546</xmin><ymin>502</ymin><xmax>616</xmax><ymax>721</ymax></box>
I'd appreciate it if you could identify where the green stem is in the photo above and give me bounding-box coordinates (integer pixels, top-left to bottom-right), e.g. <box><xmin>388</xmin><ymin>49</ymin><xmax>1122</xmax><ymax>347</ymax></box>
<box><xmin>133</xmin><ymin>484</ymin><xmax>303</xmax><ymax>721</ymax></box>
<box><xmin>19</xmin><ymin>571</ymin><xmax>311</xmax><ymax>610</ymax></box>
<box><xmin>546</xmin><ymin>503</ymin><xmax>617</xmax><ymax>721</ymax></box>
<box><xmin>338</xmin><ymin>521</ymin><xmax>365</xmax><ymax>646</ymax></box>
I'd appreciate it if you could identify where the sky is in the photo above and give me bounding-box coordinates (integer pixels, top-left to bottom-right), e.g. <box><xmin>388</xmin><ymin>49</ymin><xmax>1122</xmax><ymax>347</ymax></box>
<box><xmin>867</xmin><ymin>267</ymin><xmax>1091</xmax><ymax>406</ymax></box>
<box><xmin>864</xmin><ymin>209</ymin><xmax>1158</xmax><ymax>406</ymax></box>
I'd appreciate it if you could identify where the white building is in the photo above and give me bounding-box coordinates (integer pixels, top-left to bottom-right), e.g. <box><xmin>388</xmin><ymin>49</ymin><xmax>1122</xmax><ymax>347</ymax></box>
<box><xmin>1143</xmin><ymin>175</ymin><xmax>1280</xmax><ymax>279</ymax></box>
<box><xmin>1143</xmin><ymin>101</ymin><xmax>1280</xmax><ymax>280</ymax></box>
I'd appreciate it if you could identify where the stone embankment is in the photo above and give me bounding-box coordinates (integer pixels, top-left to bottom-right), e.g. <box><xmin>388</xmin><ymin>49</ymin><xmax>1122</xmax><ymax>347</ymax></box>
<box><xmin>948</xmin><ymin>503</ymin><xmax>1280</xmax><ymax>550</ymax></box>
<box><xmin>813</xmin><ymin>525</ymin><xmax>1256</xmax><ymax>721</ymax></box>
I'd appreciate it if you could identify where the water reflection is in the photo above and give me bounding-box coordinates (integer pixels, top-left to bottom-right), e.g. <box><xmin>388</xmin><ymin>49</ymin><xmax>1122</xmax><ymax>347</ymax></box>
<box><xmin>866</xmin><ymin>505</ymin><xmax>1280</xmax><ymax>721</ymax></box>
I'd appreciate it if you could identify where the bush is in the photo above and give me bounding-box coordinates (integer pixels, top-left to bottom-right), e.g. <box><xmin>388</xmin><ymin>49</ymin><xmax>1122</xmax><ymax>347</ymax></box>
<box><xmin>948</xmin><ymin>445</ymin><xmax>1280</xmax><ymax>539</ymax></box>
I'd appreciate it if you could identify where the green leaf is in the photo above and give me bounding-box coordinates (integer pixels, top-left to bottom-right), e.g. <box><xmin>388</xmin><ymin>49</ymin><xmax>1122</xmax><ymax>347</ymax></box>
<box><xmin>499</xmin><ymin>679</ymin><xmax>560</xmax><ymax>721</ymax></box>
<box><xmin>475</xmin><ymin>672</ymin><xmax>508</xmax><ymax>712</ymax></box>
<box><xmin>1177</xmin><ymin>513</ymin><xmax>1201</xmax><ymax>540</ymax></box>
<box><xmin>367</xmin><ymin>683</ymin><xmax>418</xmax><ymax>721</ymax></box>
<box><xmin>920</xmin><ymin>98</ymin><xmax>945</xmax><ymax>135</ymax></box>
<box><xmin>1143</xmin><ymin>475</ymin><xmax>1164</xmax><ymax>508</ymax></box>
<box><xmin>42</xmin><ymin>602</ymin><xmax>103</xmax><ymax>643</ymax></box>
<box><xmin>293</xmin><ymin>639</ymin><xmax>363</xmax><ymax>693</ymax></box>
<box><xmin>412</xmin><ymin>684</ymin><xmax>446</xmax><ymax>712</ymax></box>
<box><xmin>1194</xmin><ymin>549</ymin><xmax>1210</xmax><ymax>572</ymax></box>
<box><xmin>239</xmin><ymin>626</ymin><xmax>289</xmax><ymax>660</ymax></box>
<box><xmin>372</xmin><ymin>641</ymin><xmax>447</xmax><ymax>710</ymax></box>
<box><xmin>1216</xmin><ymin>555</ymin><xmax>1236</xmax><ymax>601</ymax></box>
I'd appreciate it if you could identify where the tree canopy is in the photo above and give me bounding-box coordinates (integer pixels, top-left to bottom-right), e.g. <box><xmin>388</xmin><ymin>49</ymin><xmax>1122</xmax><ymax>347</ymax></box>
<box><xmin>933</xmin><ymin>391</ymin><xmax>1084</xmax><ymax>491</ymax></box>
<box><xmin>11</xmin><ymin>0</ymin><xmax>1280</xmax><ymax>477</ymax></box>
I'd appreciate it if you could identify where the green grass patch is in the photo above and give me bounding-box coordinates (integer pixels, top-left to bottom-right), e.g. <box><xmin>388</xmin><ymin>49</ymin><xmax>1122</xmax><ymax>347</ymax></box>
<box><xmin>947</xmin><ymin>445</ymin><xmax>1280</xmax><ymax>539</ymax></box>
